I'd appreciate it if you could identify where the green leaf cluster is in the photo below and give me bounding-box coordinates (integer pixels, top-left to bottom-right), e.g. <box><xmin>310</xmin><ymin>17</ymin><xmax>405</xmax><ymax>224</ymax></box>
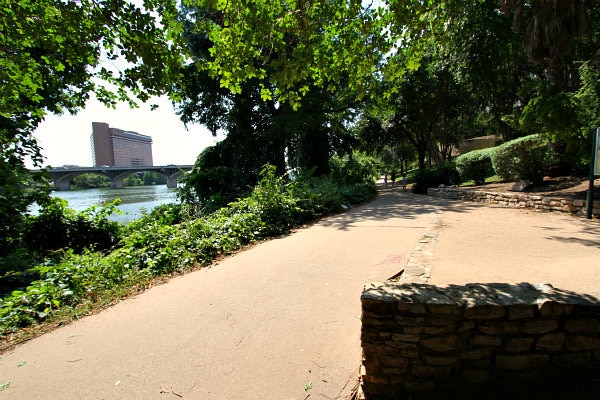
<box><xmin>490</xmin><ymin>134</ymin><xmax>548</xmax><ymax>185</ymax></box>
<box><xmin>0</xmin><ymin>253</ymin><xmax>109</xmax><ymax>328</ymax></box>
<box><xmin>187</xmin><ymin>0</ymin><xmax>389</xmax><ymax>105</ymax></box>
<box><xmin>1</xmin><ymin>0</ymin><xmax>183</xmax><ymax>124</ymax></box>
<box><xmin>72</xmin><ymin>174</ymin><xmax>110</xmax><ymax>190</ymax></box>
<box><xmin>455</xmin><ymin>148</ymin><xmax>495</xmax><ymax>186</ymax></box>
<box><xmin>123</xmin><ymin>174</ymin><xmax>144</xmax><ymax>187</ymax></box>
<box><xmin>22</xmin><ymin>198</ymin><xmax>121</xmax><ymax>255</ymax></box>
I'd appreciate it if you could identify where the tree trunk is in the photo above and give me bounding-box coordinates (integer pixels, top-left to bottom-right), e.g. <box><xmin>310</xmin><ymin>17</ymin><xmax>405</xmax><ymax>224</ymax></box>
<box><xmin>498</xmin><ymin>118</ymin><xmax>514</xmax><ymax>142</ymax></box>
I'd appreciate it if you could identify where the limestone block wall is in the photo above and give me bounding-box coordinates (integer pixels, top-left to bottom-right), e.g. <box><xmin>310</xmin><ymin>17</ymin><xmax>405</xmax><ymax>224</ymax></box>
<box><xmin>427</xmin><ymin>187</ymin><xmax>600</xmax><ymax>219</ymax></box>
<box><xmin>361</xmin><ymin>282</ymin><xmax>600</xmax><ymax>399</ymax></box>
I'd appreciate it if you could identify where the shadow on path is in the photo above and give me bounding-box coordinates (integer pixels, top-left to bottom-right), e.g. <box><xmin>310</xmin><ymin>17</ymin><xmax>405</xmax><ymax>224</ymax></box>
<box><xmin>319</xmin><ymin>187</ymin><xmax>444</xmax><ymax>231</ymax></box>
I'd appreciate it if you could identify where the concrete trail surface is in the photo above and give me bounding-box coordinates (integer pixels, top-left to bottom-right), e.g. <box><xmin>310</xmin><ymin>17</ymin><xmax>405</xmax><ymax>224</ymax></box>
<box><xmin>428</xmin><ymin>199</ymin><xmax>600</xmax><ymax>296</ymax></box>
<box><xmin>3</xmin><ymin>185</ymin><xmax>600</xmax><ymax>399</ymax></box>
<box><xmin>0</xmin><ymin>187</ymin><xmax>440</xmax><ymax>400</ymax></box>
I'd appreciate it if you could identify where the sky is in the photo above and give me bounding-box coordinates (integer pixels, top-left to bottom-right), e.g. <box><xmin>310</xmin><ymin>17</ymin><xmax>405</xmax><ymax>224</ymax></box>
<box><xmin>30</xmin><ymin>0</ymin><xmax>225</xmax><ymax>169</ymax></box>
<box><xmin>31</xmin><ymin>95</ymin><xmax>225</xmax><ymax>168</ymax></box>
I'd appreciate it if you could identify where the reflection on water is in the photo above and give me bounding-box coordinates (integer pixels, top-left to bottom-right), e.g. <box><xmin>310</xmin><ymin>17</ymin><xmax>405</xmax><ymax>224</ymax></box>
<box><xmin>52</xmin><ymin>186</ymin><xmax>178</xmax><ymax>223</ymax></box>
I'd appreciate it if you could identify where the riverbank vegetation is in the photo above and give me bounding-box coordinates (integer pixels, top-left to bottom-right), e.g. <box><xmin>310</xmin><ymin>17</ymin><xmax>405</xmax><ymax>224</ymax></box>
<box><xmin>0</xmin><ymin>159</ymin><xmax>377</xmax><ymax>345</ymax></box>
<box><xmin>2</xmin><ymin>1</ymin><xmax>600</xmax><ymax>344</ymax></box>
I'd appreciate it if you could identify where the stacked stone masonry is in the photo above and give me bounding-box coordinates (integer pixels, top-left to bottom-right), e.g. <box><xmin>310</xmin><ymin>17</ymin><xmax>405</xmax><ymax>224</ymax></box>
<box><xmin>361</xmin><ymin>282</ymin><xmax>600</xmax><ymax>399</ymax></box>
<box><xmin>427</xmin><ymin>186</ymin><xmax>600</xmax><ymax>219</ymax></box>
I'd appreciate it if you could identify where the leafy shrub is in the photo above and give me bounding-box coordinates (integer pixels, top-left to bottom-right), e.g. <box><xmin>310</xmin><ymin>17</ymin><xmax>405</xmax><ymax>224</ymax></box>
<box><xmin>338</xmin><ymin>181</ymin><xmax>377</xmax><ymax>204</ymax></box>
<box><xmin>23</xmin><ymin>198</ymin><xmax>121</xmax><ymax>254</ymax></box>
<box><xmin>491</xmin><ymin>134</ymin><xmax>548</xmax><ymax>184</ymax></box>
<box><xmin>135</xmin><ymin>203</ymin><xmax>185</xmax><ymax>226</ymax></box>
<box><xmin>71</xmin><ymin>173</ymin><xmax>109</xmax><ymax>189</ymax></box>
<box><xmin>329</xmin><ymin>152</ymin><xmax>380</xmax><ymax>185</ymax></box>
<box><xmin>411</xmin><ymin>163</ymin><xmax>459</xmax><ymax>194</ymax></box>
<box><xmin>0</xmin><ymin>252</ymin><xmax>116</xmax><ymax>329</ymax></box>
<box><xmin>143</xmin><ymin>171</ymin><xmax>167</xmax><ymax>185</ymax></box>
<box><xmin>180</xmin><ymin>165</ymin><xmax>242</xmax><ymax>208</ymax></box>
<box><xmin>225</xmin><ymin>165</ymin><xmax>317</xmax><ymax>236</ymax></box>
<box><xmin>455</xmin><ymin>148</ymin><xmax>495</xmax><ymax>185</ymax></box>
<box><xmin>304</xmin><ymin>175</ymin><xmax>376</xmax><ymax>215</ymax></box>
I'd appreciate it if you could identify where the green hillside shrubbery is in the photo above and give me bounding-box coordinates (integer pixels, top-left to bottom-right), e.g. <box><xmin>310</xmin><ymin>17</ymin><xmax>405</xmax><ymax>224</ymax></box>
<box><xmin>491</xmin><ymin>134</ymin><xmax>548</xmax><ymax>184</ymax></box>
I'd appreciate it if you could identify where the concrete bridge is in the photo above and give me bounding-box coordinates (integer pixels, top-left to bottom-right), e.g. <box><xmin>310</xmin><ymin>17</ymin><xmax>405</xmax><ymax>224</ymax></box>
<box><xmin>42</xmin><ymin>165</ymin><xmax>193</xmax><ymax>191</ymax></box>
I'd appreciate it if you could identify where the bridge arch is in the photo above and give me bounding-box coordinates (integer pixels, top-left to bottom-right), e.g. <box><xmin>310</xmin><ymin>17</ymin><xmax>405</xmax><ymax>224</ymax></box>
<box><xmin>54</xmin><ymin>171</ymin><xmax>111</xmax><ymax>191</ymax></box>
<box><xmin>44</xmin><ymin>165</ymin><xmax>193</xmax><ymax>191</ymax></box>
<box><xmin>166</xmin><ymin>170</ymin><xmax>187</xmax><ymax>189</ymax></box>
<box><xmin>109</xmin><ymin>168</ymin><xmax>186</xmax><ymax>189</ymax></box>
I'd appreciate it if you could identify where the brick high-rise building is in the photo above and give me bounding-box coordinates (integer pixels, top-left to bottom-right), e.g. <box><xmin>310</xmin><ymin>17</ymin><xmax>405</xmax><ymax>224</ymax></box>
<box><xmin>91</xmin><ymin>122</ymin><xmax>153</xmax><ymax>167</ymax></box>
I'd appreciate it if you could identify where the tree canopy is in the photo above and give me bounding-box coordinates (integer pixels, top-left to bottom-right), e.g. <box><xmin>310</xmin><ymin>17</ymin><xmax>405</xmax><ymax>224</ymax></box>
<box><xmin>1</xmin><ymin>0</ymin><xmax>182</xmax><ymax>121</ymax></box>
<box><xmin>174</xmin><ymin>3</ymin><xmax>361</xmax><ymax>205</ymax></box>
<box><xmin>1</xmin><ymin>0</ymin><xmax>182</xmax><ymax>253</ymax></box>
<box><xmin>2</xmin><ymin>0</ymin><xmax>600</xmax><ymax>237</ymax></box>
<box><xmin>181</xmin><ymin>0</ymin><xmax>387</xmax><ymax>108</ymax></box>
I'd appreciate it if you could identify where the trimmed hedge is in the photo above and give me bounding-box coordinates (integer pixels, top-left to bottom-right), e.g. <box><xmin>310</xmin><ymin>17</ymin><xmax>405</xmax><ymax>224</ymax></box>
<box><xmin>455</xmin><ymin>148</ymin><xmax>495</xmax><ymax>185</ymax></box>
<box><xmin>491</xmin><ymin>134</ymin><xmax>548</xmax><ymax>184</ymax></box>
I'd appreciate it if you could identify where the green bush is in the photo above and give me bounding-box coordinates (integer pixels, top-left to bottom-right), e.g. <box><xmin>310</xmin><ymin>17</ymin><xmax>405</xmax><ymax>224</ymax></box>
<box><xmin>143</xmin><ymin>171</ymin><xmax>167</xmax><ymax>185</ymax></box>
<box><xmin>123</xmin><ymin>173</ymin><xmax>143</xmax><ymax>186</ymax></box>
<box><xmin>455</xmin><ymin>148</ymin><xmax>495</xmax><ymax>185</ymax></box>
<box><xmin>305</xmin><ymin>176</ymin><xmax>376</xmax><ymax>215</ymax></box>
<box><xmin>329</xmin><ymin>152</ymin><xmax>380</xmax><ymax>185</ymax></box>
<box><xmin>411</xmin><ymin>163</ymin><xmax>459</xmax><ymax>194</ymax></box>
<box><xmin>338</xmin><ymin>181</ymin><xmax>377</xmax><ymax>204</ymax></box>
<box><xmin>221</xmin><ymin>165</ymin><xmax>313</xmax><ymax>236</ymax></box>
<box><xmin>136</xmin><ymin>203</ymin><xmax>185</xmax><ymax>226</ymax></box>
<box><xmin>0</xmin><ymin>252</ymin><xmax>118</xmax><ymax>329</ymax></box>
<box><xmin>491</xmin><ymin>134</ymin><xmax>548</xmax><ymax>184</ymax></box>
<box><xmin>23</xmin><ymin>198</ymin><xmax>121</xmax><ymax>254</ymax></box>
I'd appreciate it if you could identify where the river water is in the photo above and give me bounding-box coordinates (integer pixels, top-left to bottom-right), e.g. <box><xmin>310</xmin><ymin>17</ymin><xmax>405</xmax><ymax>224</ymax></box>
<box><xmin>52</xmin><ymin>185</ymin><xmax>178</xmax><ymax>223</ymax></box>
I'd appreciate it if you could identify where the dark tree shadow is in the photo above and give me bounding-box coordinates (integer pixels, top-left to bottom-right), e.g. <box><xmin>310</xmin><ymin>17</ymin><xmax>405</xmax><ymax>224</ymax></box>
<box><xmin>318</xmin><ymin>185</ymin><xmax>483</xmax><ymax>231</ymax></box>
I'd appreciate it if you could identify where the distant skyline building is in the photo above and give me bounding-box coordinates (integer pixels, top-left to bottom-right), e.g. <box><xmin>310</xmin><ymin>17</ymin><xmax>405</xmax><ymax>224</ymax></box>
<box><xmin>91</xmin><ymin>122</ymin><xmax>153</xmax><ymax>167</ymax></box>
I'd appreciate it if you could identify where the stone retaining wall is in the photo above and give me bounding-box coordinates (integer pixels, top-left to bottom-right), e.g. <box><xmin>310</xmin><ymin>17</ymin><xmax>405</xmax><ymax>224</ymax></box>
<box><xmin>427</xmin><ymin>187</ymin><xmax>600</xmax><ymax>218</ymax></box>
<box><xmin>360</xmin><ymin>282</ymin><xmax>600</xmax><ymax>399</ymax></box>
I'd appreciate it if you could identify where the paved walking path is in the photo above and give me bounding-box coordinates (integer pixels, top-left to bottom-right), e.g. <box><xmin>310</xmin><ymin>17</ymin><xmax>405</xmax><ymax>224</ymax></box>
<box><xmin>428</xmin><ymin>200</ymin><xmax>600</xmax><ymax>296</ymax></box>
<box><xmin>1</xmin><ymin>184</ymin><xmax>599</xmax><ymax>399</ymax></box>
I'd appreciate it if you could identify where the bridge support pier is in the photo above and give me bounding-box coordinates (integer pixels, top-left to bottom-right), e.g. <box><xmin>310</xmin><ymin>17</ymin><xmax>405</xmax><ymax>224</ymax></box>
<box><xmin>110</xmin><ymin>177</ymin><xmax>124</xmax><ymax>189</ymax></box>
<box><xmin>167</xmin><ymin>176</ymin><xmax>178</xmax><ymax>188</ymax></box>
<box><xmin>54</xmin><ymin>180</ymin><xmax>71</xmax><ymax>191</ymax></box>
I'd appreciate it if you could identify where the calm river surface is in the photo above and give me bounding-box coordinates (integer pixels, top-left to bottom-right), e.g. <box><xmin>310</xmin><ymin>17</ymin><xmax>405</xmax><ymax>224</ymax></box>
<box><xmin>52</xmin><ymin>185</ymin><xmax>178</xmax><ymax>223</ymax></box>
